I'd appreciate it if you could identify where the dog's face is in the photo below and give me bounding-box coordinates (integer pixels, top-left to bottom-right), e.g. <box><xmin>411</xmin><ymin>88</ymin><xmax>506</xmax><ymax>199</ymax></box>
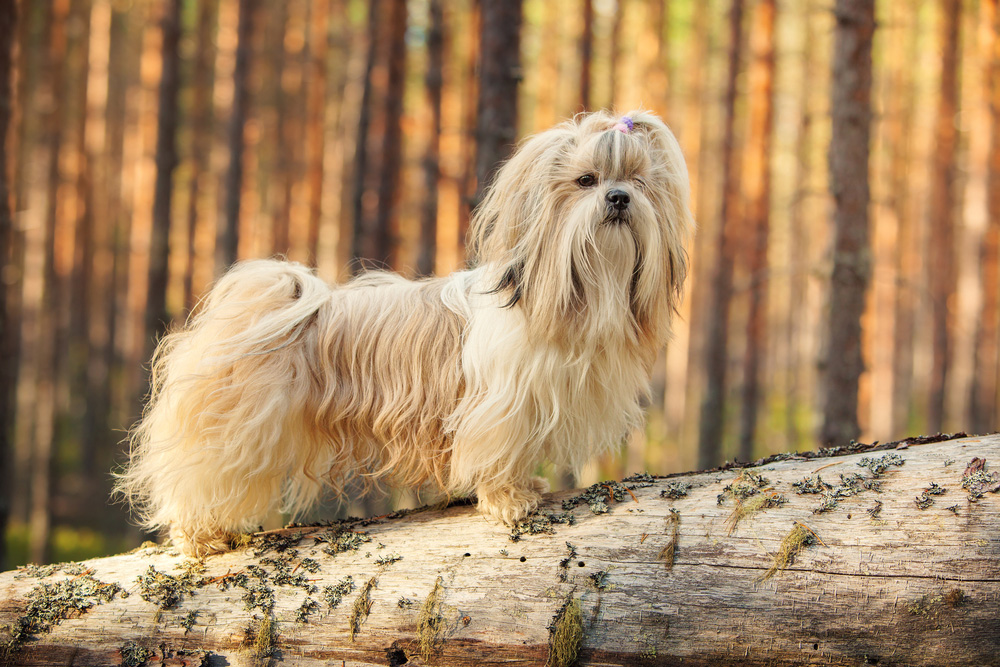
<box><xmin>469</xmin><ymin>110</ymin><xmax>694</xmax><ymax>347</ymax></box>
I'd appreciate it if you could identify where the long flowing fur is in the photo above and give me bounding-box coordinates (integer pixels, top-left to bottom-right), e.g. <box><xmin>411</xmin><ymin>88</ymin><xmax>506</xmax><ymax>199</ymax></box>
<box><xmin>117</xmin><ymin>109</ymin><xmax>694</xmax><ymax>556</ymax></box>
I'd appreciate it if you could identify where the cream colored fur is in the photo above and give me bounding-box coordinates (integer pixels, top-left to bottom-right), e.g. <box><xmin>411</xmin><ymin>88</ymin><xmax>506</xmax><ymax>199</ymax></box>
<box><xmin>117</xmin><ymin>109</ymin><xmax>694</xmax><ymax>556</ymax></box>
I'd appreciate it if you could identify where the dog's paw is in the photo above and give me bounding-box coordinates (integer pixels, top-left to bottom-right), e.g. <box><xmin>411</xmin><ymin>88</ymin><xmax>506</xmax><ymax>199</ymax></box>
<box><xmin>475</xmin><ymin>483</ymin><xmax>542</xmax><ymax>526</ymax></box>
<box><xmin>530</xmin><ymin>476</ymin><xmax>551</xmax><ymax>495</ymax></box>
<box><xmin>169</xmin><ymin>524</ymin><xmax>234</xmax><ymax>558</ymax></box>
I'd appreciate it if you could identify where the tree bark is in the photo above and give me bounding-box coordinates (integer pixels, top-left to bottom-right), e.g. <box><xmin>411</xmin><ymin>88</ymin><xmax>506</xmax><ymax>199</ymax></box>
<box><xmin>417</xmin><ymin>0</ymin><xmax>444</xmax><ymax>277</ymax></box>
<box><xmin>738</xmin><ymin>0</ymin><xmax>776</xmax><ymax>462</ymax></box>
<box><xmin>2</xmin><ymin>434</ymin><xmax>999</xmax><ymax>666</ymax></box>
<box><xmin>473</xmin><ymin>0</ymin><xmax>522</xmax><ymax>208</ymax></box>
<box><xmin>29</xmin><ymin>0</ymin><xmax>71</xmax><ymax>567</ymax></box>
<box><xmin>820</xmin><ymin>0</ymin><xmax>875</xmax><ymax>446</ymax></box>
<box><xmin>145</xmin><ymin>0</ymin><xmax>182</xmax><ymax>364</ymax></box>
<box><xmin>304</xmin><ymin>0</ymin><xmax>330</xmax><ymax>265</ymax></box>
<box><xmin>218</xmin><ymin>0</ymin><xmax>256</xmax><ymax>273</ymax></box>
<box><xmin>971</xmin><ymin>0</ymin><xmax>1000</xmax><ymax>434</ymax></box>
<box><xmin>927</xmin><ymin>0</ymin><xmax>961</xmax><ymax>433</ymax></box>
<box><xmin>0</xmin><ymin>0</ymin><xmax>16</xmax><ymax>574</ymax></box>
<box><xmin>579</xmin><ymin>0</ymin><xmax>593</xmax><ymax>111</ymax></box>
<box><xmin>351</xmin><ymin>0</ymin><xmax>407</xmax><ymax>271</ymax></box>
<box><xmin>182</xmin><ymin>0</ymin><xmax>217</xmax><ymax>313</ymax></box>
<box><xmin>697</xmin><ymin>0</ymin><xmax>744</xmax><ymax>468</ymax></box>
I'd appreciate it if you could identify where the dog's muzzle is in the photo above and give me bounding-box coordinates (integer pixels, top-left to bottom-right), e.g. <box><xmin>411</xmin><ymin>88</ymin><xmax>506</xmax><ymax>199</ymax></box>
<box><xmin>605</xmin><ymin>188</ymin><xmax>630</xmax><ymax>224</ymax></box>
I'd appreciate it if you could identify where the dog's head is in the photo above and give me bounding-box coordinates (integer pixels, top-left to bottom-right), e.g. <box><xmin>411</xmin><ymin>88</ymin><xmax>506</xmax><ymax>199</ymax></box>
<box><xmin>469</xmin><ymin>109</ymin><xmax>694</xmax><ymax>347</ymax></box>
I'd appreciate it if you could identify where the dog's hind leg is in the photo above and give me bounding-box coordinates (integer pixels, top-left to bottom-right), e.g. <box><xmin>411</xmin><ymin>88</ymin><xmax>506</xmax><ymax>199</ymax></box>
<box><xmin>117</xmin><ymin>260</ymin><xmax>334</xmax><ymax>556</ymax></box>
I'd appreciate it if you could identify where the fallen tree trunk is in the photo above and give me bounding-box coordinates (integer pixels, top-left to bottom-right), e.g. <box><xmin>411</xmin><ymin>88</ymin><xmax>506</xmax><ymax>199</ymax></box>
<box><xmin>2</xmin><ymin>433</ymin><xmax>999</xmax><ymax>667</ymax></box>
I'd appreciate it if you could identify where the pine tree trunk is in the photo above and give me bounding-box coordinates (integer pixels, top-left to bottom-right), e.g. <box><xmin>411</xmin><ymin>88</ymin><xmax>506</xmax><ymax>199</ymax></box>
<box><xmin>182</xmin><ymin>0</ymin><xmax>217</xmax><ymax>313</ymax></box>
<box><xmin>0</xmin><ymin>0</ymin><xmax>16</xmax><ymax>574</ymax></box>
<box><xmin>145</xmin><ymin>0</ymin><xmax>182</xmax><ymax>363</ymax></box>
<box><xmin>927</xmin><ymin>0</ymin><xmax>961</xmax><ymax>433</ymax></box>
<box><xmin>304</xmin><ymin>0</ymin><xmax>330</xmax><ymax>265</ymax></box>
<box><xmin>738</xmin><ymin>0</ymin><xmax>776</xmax><ymax>462</ymax></box>
<box><xmin>79</xmin><ymin>0</ymin><xmax>114</xmax><ymax>503</ymax></box>
<box><xmin>218</xmin><ymin>0</ymin><xmax>256</xmax><ymax>272</ymax></box>
<box><xmin>374</xmin><ymin>0</ymin><xmax>407</xmax><ymax>271</ymax></box>
<box><xmin>698</xmin><ymin>0</ymin><xmax>744</xmax><ymax>468</ymax></box>
<box><xmin>473</xmin><ymin>0</ymin><xmax>522</xmax><ymax>206</ymax></box>
<box><xmin>820</xmin><ymin>0</ymin><xmax>875</xmax><ymax>446</ymax></box>
<box><xmin>2</xmin><ymin>434</ymin><xmax>998</xmax><ymax>666</ymax></box>
<box><xmin>607</xmin><ymin>0</ymin><xmax>623</xmax><ymax>108</ymax></box>
<box><xmin>417</xmin><ymin>0</ymin><xmax>444</xmax><ymax>277</ymax></box>
<box><xmin>784</xmin><ymin>0</ymin><xmax>815</xmax><ymax>449</ymax></box>
<box><xmin>350</xmin><ymin>0</ymin><xmax>379</xmax><ymax>268</ymax></box>
<box><xmin>579</xmin><ymin>0</ymin><xmax>594</xmax><ymax>111</ymax></box>
<box><xmin>889</xmin><ymin>0</ymin><xmax>920</xmax><ymax>442</ymax></box>
<box><xmin>351</xmin><ymin>0</ymin><xmax>406</xmax><ymax>270</ymax></box>
<box><xmin>971</xmin><ymin>0</ymin><xmax>1000</xmax><ymax>434</ymax></box>
<box><xmin>29</xmin><ymin>0</ymin><xmax>72</xmax><ymax>567</ymax></box>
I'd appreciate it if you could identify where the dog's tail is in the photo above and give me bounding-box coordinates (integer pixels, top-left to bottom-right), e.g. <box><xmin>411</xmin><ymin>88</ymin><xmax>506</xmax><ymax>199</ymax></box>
<box><xmin>115</xmin><ymin>259</ymin><xmax>334</xmax><ymax>554</ymax></box>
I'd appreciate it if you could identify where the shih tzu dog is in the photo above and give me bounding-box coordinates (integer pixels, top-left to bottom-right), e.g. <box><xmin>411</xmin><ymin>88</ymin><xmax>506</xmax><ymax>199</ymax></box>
<box><xmin>118</xmin><ymin>109</ymin><xmax>694</xmax><ymax>556</ymax></box>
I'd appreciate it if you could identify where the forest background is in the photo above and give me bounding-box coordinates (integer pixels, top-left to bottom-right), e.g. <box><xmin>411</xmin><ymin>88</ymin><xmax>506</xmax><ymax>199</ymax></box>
<box><xmin>0</xmin><ymin>0</ymin><xmax>991</xmax><ymax>569</ymax></box>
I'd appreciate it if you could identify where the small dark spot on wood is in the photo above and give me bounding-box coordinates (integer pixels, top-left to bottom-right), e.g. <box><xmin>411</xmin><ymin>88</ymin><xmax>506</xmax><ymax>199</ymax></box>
<box><xmin>463</xmin><ymin>552</ymin><xmax>471</xmax><ymax>557</ymax></box>
<box><xmin>944</xmin><ymin>588</ymin><xmax>966</xmax><ymax>607</ymax></box>
<box><xmin>386</xmin><ymin>641</ymin><xmax>408</xmax><ymax>666</ymax></box>
<box><xmin>520</xmin><ymin>556</ymin><xmax>526</xmax><ymax>562</ymax></box>
<box><xmin>813</xmin><ymin>643</ymin><xmax>818</xmax><ymax>651</ymax></box>
<box><xmin>847</xmin><ymin>513</ymin><xmax>852</xmax><ymax>519</ymax></box>
<box><xmin>577</xmin><ymin>561</ymin><xmax>585</xmax><ymax>567</ymax></box>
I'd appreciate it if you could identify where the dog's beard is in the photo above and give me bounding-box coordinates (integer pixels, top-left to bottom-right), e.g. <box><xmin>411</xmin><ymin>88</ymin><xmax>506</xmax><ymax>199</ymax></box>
<box><xmin>487</xmin><ymin>188</ymin><xmax>667</xmax><ymax>351</ymax></box>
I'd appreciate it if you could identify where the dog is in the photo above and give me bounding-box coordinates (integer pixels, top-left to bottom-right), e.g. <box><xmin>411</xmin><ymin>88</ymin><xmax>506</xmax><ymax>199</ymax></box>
<box><xmin>117</xmin><ymin>109</ymin><xmax>694</xmax><ymax>556</ymax></box>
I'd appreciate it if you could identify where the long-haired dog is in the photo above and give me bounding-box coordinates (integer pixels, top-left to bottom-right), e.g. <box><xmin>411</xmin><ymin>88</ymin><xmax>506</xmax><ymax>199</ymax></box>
<box><xmin>117</xmin><ymin>110</ymin><xmax>694</xmax><ymax>556</ymax></box>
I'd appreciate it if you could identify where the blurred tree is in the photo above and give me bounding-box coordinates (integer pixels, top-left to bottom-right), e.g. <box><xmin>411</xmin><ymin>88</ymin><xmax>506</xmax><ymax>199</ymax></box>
<box><xmin>821</xmin><ymin>0</ymin><xmax>875</xmax><ymax>446</ymax></box>
<box><xmin>473</xmin><ymin>0</ymin><xmax>523</xmax><ymax>206</ymax></box>
<box><xmin>645</xmin><ymin>0</ymin><xmax>669</xmax><ymax>112</ymax></box>
<box><xmin>972</xmin><ymin>0</ymin><xmax>1000</xmax><ymax>433</ymax></box>
<box><xmin>785</xmin><ymin>0</ymin><xmax>816</xmax><ymax>448</ymax></box>
<box><xmin>927</xmin><ymin>0</ymin><xmax>961</xmax><ymax>433</ymax></box>
<box><xmin>146</xmin><ymin>0</ymin><xmax>182</xmax><ymax>364</ymax></box>
<box><xmin>0</xmin><ymin>0</ymin><xmax>16</xmax><ymax>571</ymax></box>
<box><xmin>579</xmin><ymin>0</ymin><xmax>594</xmax><ymax>111</ymax></box>
<box><xmin>739</xmin><ymin>0</ymin><xmax>776</xmax><ymax>461</ymax></box>
<box><xmin>698</xmin><ymin>0</ymin><xmax>744</xmax><ymax>468</ymax></box>
<box><xmin>271</xmin><ymin>1</ymin><xmax>307</xmax><ymax>258</ymax></box>
<box><xmin>457</xmin><ymin>1</ymin><xmax>480</xmax><ymax>247</ymax></box>
<box><xmin>304</xmin><ymin>0</ymin><xmax>331</xmax><ymax>264</ymax></box>
<box><xmin>352</xmin><ymin>0</ymin><xmax>407</xmax><ymax>269</ymax></box>
<box><xmin>888</xmin><ymin>0</ymin><xmax>920</xmax><ymax>440</ymax></box>
<box><xmin>183</xmin><ymin>0</ymin><xmax>217</xmax><ymax>312</ymax></box>
<box><xmin>80</xmin><ymin>0</ymin><xmax>114</xmax><ymax>500</ymax></box>
<box><xmin>218</xmin><ymin>0</ymin><xmax>256</xmax><ymax>272</ymax></box>
<box><xmin>608</xmin><ymin>0</ymin><xmax>624</xmax><ymax>108</ymax></box>
<box><xmin>418</xmin><ymin>0</ymin><xmax>445</xmax><ymax>277</ymax></box>
<box><xmin>31</xmin><ymin>0</ymin><xmax>72</xmax><ymax>566</ymax></box>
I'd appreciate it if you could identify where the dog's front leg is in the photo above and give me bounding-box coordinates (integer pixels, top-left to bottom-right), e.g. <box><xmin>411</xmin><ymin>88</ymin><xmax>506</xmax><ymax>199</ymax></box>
<box><xmin>474</xmin><ymin>475</ymin><xmax>546</xmax><ymax>526</ymax></box>
<box><xmin>449</xmin><ymin>413</ymin><xmax>550</xmax><ymax>526</ymax></box>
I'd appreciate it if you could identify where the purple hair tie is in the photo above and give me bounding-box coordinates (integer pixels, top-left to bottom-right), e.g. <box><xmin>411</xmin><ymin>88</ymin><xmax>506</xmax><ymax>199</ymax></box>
<box><xmin>614</xmin><ymin>116</ymin><xmax>634</xmax><ymax>133</ymax></box>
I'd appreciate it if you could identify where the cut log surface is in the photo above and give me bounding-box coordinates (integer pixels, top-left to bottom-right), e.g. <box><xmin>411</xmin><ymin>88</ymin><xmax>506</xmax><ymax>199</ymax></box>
<box><xmin>2</xmin><ymin>433</ymin><xmax>1000</xmax><ymax>667</ymax></box>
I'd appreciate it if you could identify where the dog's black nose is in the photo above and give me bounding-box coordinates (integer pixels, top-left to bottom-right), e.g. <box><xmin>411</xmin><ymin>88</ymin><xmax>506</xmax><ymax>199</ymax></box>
<box><xmin>606</xmin><ymin>189</ymin><xmax>630</xmax><ymax>210</ymax></box>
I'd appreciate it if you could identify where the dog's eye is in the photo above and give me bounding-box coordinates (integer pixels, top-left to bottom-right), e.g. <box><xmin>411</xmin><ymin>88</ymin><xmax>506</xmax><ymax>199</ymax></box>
<box><xmin>577</xmin><ymin>174</ymin><xmax>597</xmax><ymax>187</ymax></box>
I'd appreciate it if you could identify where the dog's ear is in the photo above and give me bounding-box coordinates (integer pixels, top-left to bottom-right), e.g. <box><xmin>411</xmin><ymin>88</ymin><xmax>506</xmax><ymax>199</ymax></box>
<box><xmin>468</xmin><ymin>127</ymin><xmax>574</xmax><ymax>305</ymax></box>
<box><xmin>468</xmin><ymin>127</ymin><xmax>573</xmax><ymax>264</ymax></box>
